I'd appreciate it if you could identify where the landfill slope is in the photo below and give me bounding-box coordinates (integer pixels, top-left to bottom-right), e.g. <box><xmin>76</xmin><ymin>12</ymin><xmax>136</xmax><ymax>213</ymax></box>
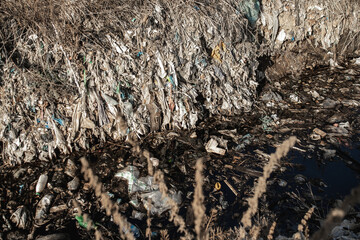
<box><xmin>260</xmin><ymin>0</ymin><xmax>360</xmax><ymax>80</ymax></box>
<box><xmin>1</xmin><ymin>1</ymin><xmax>360</xmax><ymax>240</ymax></box>
<box><xmin>1</xmin><ymin>1</ymin><xmax>359</xmax><ymax>165</ymax></box>
<box><xmin>0</xmin><ymin>0</ymin><xmax>261</xmax><ymax>165</ymax></box>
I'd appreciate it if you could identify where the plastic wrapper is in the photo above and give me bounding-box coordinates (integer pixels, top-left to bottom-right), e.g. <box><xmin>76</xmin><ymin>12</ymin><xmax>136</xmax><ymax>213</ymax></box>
<box><xmin>141</xmin><ymin>190</ymin><xmax>182</xmax><ymax>216</ymax></box>
<box><xmin>67</xmin><ymin>177</ymin><xmax>80</xmax><ymax>191</ymax></box>
<box><xmin>116</xmin><ymin>165</ymin><xmax>182</xmax><ymax>215</ymax></box>
<box><xmin>10</xmin><ymin>206</ymin><xmax>29</xmax><ymax>229</ymax></box>
<box><xmin>205</xmin><ymin>138</ymin><xmax>226</xmax><ymax>155</ymax></box>
<box><xmin>115</xmin><ymin>166</ymin><xmax>158</xmax><ymax>194</ymax></box>
<box><xmin>35</xmin><ymin>194</ymin><xmax>54</xmax><ymax>221</ymax></box>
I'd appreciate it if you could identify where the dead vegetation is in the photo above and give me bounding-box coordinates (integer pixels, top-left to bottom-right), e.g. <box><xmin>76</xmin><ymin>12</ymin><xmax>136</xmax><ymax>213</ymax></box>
<box><xmin>75</xmin><ymin>137</ymin><xmax>360</xmax><ymax>239</ymax></box>
<box><xmin>77</xmin><ymin>137</ymin><xmax>347</xmax><ymax>240</ymax></box>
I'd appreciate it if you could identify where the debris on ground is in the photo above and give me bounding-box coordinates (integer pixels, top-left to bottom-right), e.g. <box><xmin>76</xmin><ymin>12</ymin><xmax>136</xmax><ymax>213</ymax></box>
<box><xmin>0</xmin><ymin>0</ymin><xmax>360</xmax><ymax>240</ymax></box>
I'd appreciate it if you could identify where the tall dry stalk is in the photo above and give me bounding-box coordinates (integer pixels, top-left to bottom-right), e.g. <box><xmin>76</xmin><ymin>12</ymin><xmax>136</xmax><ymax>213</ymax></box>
<box><xmin>294</xmin><ymin>206</ymin><xmax>315</xmax><ymax>240</ymax></box>
<box><xmin>146</xmin><ymin>199</ymin><xmax>152</xmax><ymax>240</ymax></box>
<box><xmin>241</xmin><ymin>137</ymin><xmax>297</xmax><ymax>229</ymax></box>
<box><xmin>311</xmin><ymin>185</ymin><xmax>360</xmax><ymax>240</ymax></box>
<box><xmin>267</xmin><ymin>220</ymin><xmax>277</xmax><ymax>240</ymax></box>
<box><xmin>192</xmin><ymin>157</ymin><xmax>206</xmax><ymax>239</ymax></box>
<box><xmin>72</xmin><ymin>199</ymin><xmax>104</xmax><ymax>240</ymax></box>
<box><xmin>80</xmin><ymin>157</ymin><xmax>135</xmax><ymax>240</ymax></box>
<box><xmin>143</xmin><ymin>149</ymin><xmax>154</xmax><ymax>176</ymax></box>
<box><xmin>249</xmin><ymin>225</ymin><xmax>260</xmax><ymax>240</ymax></box>
<box><xmin>154</xmin><ymin>170</ymin><xmax>192</xmax><ymax>239</ymax></box>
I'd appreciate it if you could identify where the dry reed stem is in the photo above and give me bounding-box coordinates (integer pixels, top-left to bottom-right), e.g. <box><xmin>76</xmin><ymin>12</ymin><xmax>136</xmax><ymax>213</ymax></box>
<box><xmin>241</xmin><ymin>137</ymin><xmax>297</xmax><ymax>229</ymax></box>
<box><xmin>192</xmin><ymin>157</ymin><xmax>206</xmax><ymax>240</ymax></box>
<box><xmin>146</xmin><ymin>199</ymin><xmax>152</xmax><ymax>240</ymax></box>
<box><xmin>95</xmin><ymin>230</ymin><xmax>104</xmax><ymax>240</ymax></box>
<box><xmin>80</xmin><ymin>157</ymin><xmax>135</xmax><ymax>240</ymax></box>
<box><xmin>267</xmin><ymin>221</ymin><xmax>277</xmax><ymax>240</ymax></box>
<box><xmin>295</xmin><ymin>206</ymin><xmax>315</xmax><ymax>240</ymax></box>
<box><xmin>154</xmin><ymin>170</ymin><xmax>192</xmax><ymax>239</ymax></box>
<box><xmin>160</xmin><ymin>229</ymin><xmax>170</xmax><ymax>240</ymax></box>
<box><xmin>205</xmin><ymin>209</ymin><xmax>217</xmax><ymax>234</ymax></box>
<box><xmin>249</xmin><ymin>225</ymin><xmax>260</xmax><ymax>240</ymax></box>
<box><xmin>143</xmin><ymin>149</ymin><xmax>153</xmax><ymax>176</ymax></box>
<box><xmin>72</xmin><ymin>200</ymin><xmax>104</xmax><ymax>240</ymax></box>
<box><xmin>311</xmin><ymin>184</ymin><xmax>360</xmax><ymax>240</ymax></box>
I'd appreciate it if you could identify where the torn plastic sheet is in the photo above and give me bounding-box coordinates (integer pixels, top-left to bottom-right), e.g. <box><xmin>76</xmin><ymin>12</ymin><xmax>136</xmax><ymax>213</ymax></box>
<box><xmin>141</xmin><ymin>190</ymin><xmax>182</xmax><ymax>216</ymax></box>
<box><xmin>115</xmin><ymin>166</ymin><xmax>158</xmax><ymax>194</ymax></box>
<box><xmin>239</xmin><ymin>0</ymin><xmax>260</xmax><ymax>26</ymax></box>
<box><xmin>115</xmin><ymin>165</ymin><xmax>182</xmax><ymax>215</ymax></box>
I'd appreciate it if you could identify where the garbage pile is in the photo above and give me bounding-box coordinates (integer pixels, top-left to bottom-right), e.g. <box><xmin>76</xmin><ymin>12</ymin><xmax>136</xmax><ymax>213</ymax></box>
<box><xmin>260</xmin><ymin>0</ymin><xmax>360</xmax><ymax>81</ymax></box>
<box><xmin>0</xmin><ymin>0</ymin><xmax>262</xmax><ymax>165</ymax></box>
<box><xmin>261</xmin><ymin>0</ymin><xmax>360</xmax><ymax>53</ymax></box>
<box><xmin>1</xmin><ymin>1</ymin><xmax>360</xmax><ymax>240</ymax></box>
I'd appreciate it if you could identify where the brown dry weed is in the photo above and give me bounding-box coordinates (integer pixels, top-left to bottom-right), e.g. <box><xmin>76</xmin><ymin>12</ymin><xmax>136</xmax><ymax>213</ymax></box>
<box><xmin>80</xmin><ymin>157</ymin><xmax>134</xmax><ymax>240</ymax></box>
<box><xmin>72</xmin><ymin>199</ymin><xmax>104</xmax><ymax>240</ymax></box>
<box><xmin>154</xmin><ymin>170</ymin><xmax>192</xmax><ymax>239</ymax></box>
<box><xmin>241</xmin><ymin>137</ymin><xmax>297</xmax><ymax>229</ymax></box>
<box><xmin>311</xmin><ymin>184</ymin><xmax>360</xmax><ymax>240</ymax></box>
<box><xmin>192</xmin><ymin>158</ymin><xmax>206</xmax><ymax>240</ymax></box>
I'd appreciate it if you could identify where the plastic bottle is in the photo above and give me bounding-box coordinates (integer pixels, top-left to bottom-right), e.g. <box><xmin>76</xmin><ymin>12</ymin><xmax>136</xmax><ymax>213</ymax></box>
<box><xmin>35</xmin><ymin>174</ymin><xmax>48</xmax><ymax>195</ymax></box>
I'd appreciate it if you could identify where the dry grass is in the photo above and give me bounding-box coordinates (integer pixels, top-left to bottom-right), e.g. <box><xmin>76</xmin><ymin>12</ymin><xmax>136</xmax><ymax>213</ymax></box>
<box><xmin>154</xmin><ymin>170</ymin><xmax>192</xmax><ymax>239</ymax></box>
<box><xmin>267</xmin><ymin>221</ymin><xmax>276</xmax><ymax>240</ymax></box>
<box><xmin>76</xmin><ymin>136</ymin><xmax>360</xmax><ymax>240</ymax></box>
<box><xmin>294</xmin><ymin>206</ymin><xmax>315</xmax><ymax>240</ymax></box>
<box><xmin>72</xmin><ymin>199</ymin><xmax>104</xmax><ymax>240</ymax></box>
<box><xmin>80</xmin><ymin>157</ymin><xmax>134</xmax><ymax>240</ymax></box>
<box><xmin>146</xmin><ymin>199</ymin><xmax>152</xmax><ymax>240</ymax></box>
<box><xmin>241</xmin><ymin>137</ymin><xmax>297</xmax><ymax>229</ymax></box>
<box><xmin>311</xmin><ymin>185</ymin><xmax>360</xmax><ymax>240</ymax></box>
<box><xmin>192</xmin><ymin>158</ymin><xmax>206</xmax><ymax>239</ymax></box>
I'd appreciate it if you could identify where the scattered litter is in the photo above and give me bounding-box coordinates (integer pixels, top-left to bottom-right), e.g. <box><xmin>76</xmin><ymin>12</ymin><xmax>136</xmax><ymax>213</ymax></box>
<box><xmin>130</xmin><ymin>224</ymin><xmax>141</xmax><ymax>238</ymax></box>
<box><xmin>67</xmin><ymin>177</ymin><xmax>80</xmax><ymax>191</ymax></box>
<box><xmin>10</xmin><ymin>206</ymin><xmax>29</xmax><ymax>229</ymax></box>
<box><xmin>294</xmin><ymin>175</ymin><xmax>307</xmax><ymax>184</ymax></box>
<box><xmin>322</xmin><ymin>148</ymin><xmax>337</xmax><ymax>159</ymax></box>
<box><xmin>36</xmin><ymin>233</ymin><xmax>70</xmax><ymax>240</ymax></box>
<box><xmin>75</xmin><ymin>215</ymin><xmax>97</xmax><ymax>229</ymax></box>
<box><xmin>331</xmin><ymin>219</ymin><xmax>360</xmax><ymax>239</ymax></box>
<box><xmin>35</xmin><ymin>174</ymin><xmax>48</xmax><ymax>195</ymax></box>
<box><xmin>322</xmin><ymin>98</ymin><xmax>338</xmax><ymax>109</ymax></box>
<box><xmin>50</xmin><ymin>204</ymin><xmax>68</xmax><ymax>214</ymax></box>
<box><xmin>219</xmin><ymin>195</ymin><xmax>229</xmax><ymax>209</ymax></box>
<box><xmin>205</xmin><ymin>138</ymin><xmax>226</xmax><ymax>155</ymax></box>
<box><xmin>132</xmin><ymin>210</ymin><xmax>145</xmax><ymax>220</ymax></box>
<box><xmin>115</xmin><ymin>166</ymin><xmax>158</xmax><ymax>194</ymax></box>
<box><xmin>313</xmin><ymin>128</ymin><xmax>327</xmax><ymax>138</ymax></box>
<box><xmin>278</xmin><ymin>179</ymin><xmax>287</xmax><ymax>187</ymax></box>
<box><xmin>35</xmin><ymin>194</ymin><xmax>53</xmax><ymax>222</ymax></box>
<box><xmin>141</xmin><ymin>190</ymin><xmax>182</xmax><ymax>215</ymax></box>
<box><xmin>115</xmin><ymin>165</ymin><xmax>182</xmax><ymax>215</ymax></box>
<box><xmin>224</xmin><ymin>180</ymin><xmax>238</xmax><ymax>197</ymax></box>
<box><xmin>239</xmin><ymin>0</ymin><xmax>260</xmax><ymax>26</ymax></box>
<box><xmin>215</xmin><ymin>182</ymin><xmax>221</xmax><ymax>191</ymax></box>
